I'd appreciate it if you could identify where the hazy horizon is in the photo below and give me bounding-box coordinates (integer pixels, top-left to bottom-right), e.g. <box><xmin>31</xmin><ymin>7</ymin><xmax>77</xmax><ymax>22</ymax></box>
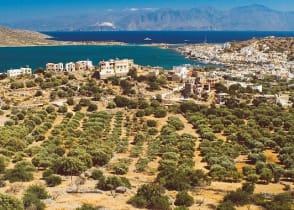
<box><xmin>0</xmin><ymin>0</ymin><xmax>293</xmax><ymax>23</ymax></box>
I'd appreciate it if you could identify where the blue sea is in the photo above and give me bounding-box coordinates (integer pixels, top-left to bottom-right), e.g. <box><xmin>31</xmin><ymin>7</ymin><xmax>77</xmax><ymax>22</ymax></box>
<box><xmin>1</xmin><ymin>31</ymin><xmax>293</xmax><ymax>72</ymax></box>
<box><xmin>0</xmin><ymin>45</ymin><xmax>199</xmax><ymax>72</ymax></box>
<box><xmin>44</xmin><ymin>31</ymin><xmax>294</xmax><ymax>44</ymax></box>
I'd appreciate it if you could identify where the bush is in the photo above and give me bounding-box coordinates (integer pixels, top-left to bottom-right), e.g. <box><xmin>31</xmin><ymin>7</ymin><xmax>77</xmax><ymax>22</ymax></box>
<box><xmin>224</xmin><ymin>189</ymin><xmax>250</xmax><ymax>206</ymax></box>
<box><xmin>76</xmin><ymin>204</ymin><xmax>97</xmax><ymax>210</ymax></box>
<box><xmin>57</xmin><ymin>106</ymin><xmax>68</xmax><ymax>113</ymax></box>
<box><xmin>0</xmin><ymin>193</ymin><xmax>24</xmax><ymax>210</ymax></box>
<box><xmin>242</xmin><ymin>182</ymin><xmax>255</xmax><ymax>194</ymax></box>
<box><xmin>167</xmin><ymin>116</ymin><xmax>184</xmax><ymax>130</ymax></box>
<box><xmin>46</xmin><ymin>105</ymin><xmax>55</xmax><ymax>113</ymax></box>
<box><xmin>175</xmin><ymin>191</ymin><xmax>194</xmax><ymax>207</ymax></box>
<box><xmin>148</xmin><ymin>128</ymin><xmax>158</xmax><ymax>135</ymax></box>
<box><xmin>73</xmin><ymin>104</ymin><xmax>82</xmax><ymax>111</ymax></box>
<box><xmin>35</xmin><ymin>90</ymin><xmax>43</xmax><ymax>97</ymax></box>
<box><xmin>44</xmin><ymin>175</ymin><xmax>62</xmax><ymax>187</ymax></box>
<box><xmin>154</xmin><ymin>107</ymin><xmax>167</xmax><ymax>118</ymax></box>
<box><xmin>111</xmin><ymin>163</ymin><xmax>128</xmax><ymax>175</ymax></box>
<box><xmin>23</xmin><ymin>193</ymin><xmax>45</xmax><ymax>210</ymax></box>
<box><xmin>96</xmin><ymin>175</ymin><xmax>131</xmax><ymax>191</ymax></box>
<box><xmin>25</xmin><ymin>185</ymin><xmax>49</xmax><ymax>199</ymax></box>
<box><xmin>87</xmin><ymin>103</ymin><xmax>97</xmax><ymax>112</ymax></box>
<box><xmin>174</xmin><ymin>207</ymin><xmax>189</xmax><ymax>210</ymax></box>
<box><xmin>67</xmin><ymin>97</ymin><xmax>75</xmax><ymax>105</ymax></box>
<box><xmin>128</xmin><ymin>195</ymin><xmax>148</xmax><ymax>208</ymax></box>
<box><xmin>128</xmin><ymin>184</ymin><xmax>170</xmax><ymax>210</ymax></box>
<box><xmin>79</xmin><ymin>98</ymin><xmax>91</xmax><ymax>107</ymax></box>
<box><xmin>23</xmin><ymin>185</ymin><xmax>49</xmax><ymax>210</ymax></box>
<box><xmin>4</xmin><ymin>161</ymin><xmax>35</xmax><ymax>182</ymax></box>
<box><xmin>147</xmin><ymin>120</ymin><xmax>157</xmax><ymax>127</ymax></box>
<box><xmin>136</xmin><ymin>110</ymin><xmax>145</xmax><ymax>117</ymax></box>
<box><xmin>52</xmin><ymin>157</ymin><xmax>86</xmax><ymax>176</ymax></box>
<box><xmin>114</xmin><ymin>96</ymin><xmax>129</xmax><ymax>107</ymax></box>
<box><xmin>91</xmin><ymin>169</ymin><xmax>103</xmax><ymax>180</ymax></box>
<box><xmin>217</xmin><ymin>201</ymin><xmax>236</xmax><ymax>210</ymax></box>
<box><xmin>0</xmin><ymin>156</ymin><xmax>8</xmax><ymax>173</ymax></box>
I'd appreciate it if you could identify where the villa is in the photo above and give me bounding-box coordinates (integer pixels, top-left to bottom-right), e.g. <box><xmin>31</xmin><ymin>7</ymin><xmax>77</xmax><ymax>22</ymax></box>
<box><xmin>46</xmin><ymin>63</ymin><xmax>64</xmax><ymax>72</ymax></box>
<box><xmin>7</xmin><ymin>67</ymin><xmax>32</xmax><ymax>77</ymax></box>
<box><xmin>65</xmin><ymin>62</ymin><xmax>76</xmax><ymax>72</ymax></box>
<box><xmin>99</xmin><ymin>59</ymin><xmax>134</xmax><ymax>79</ymax></box>
<box><xmin>75</xmin><ymin>60</ymin><xmax>95</xmax><ymax>71</ymax></box>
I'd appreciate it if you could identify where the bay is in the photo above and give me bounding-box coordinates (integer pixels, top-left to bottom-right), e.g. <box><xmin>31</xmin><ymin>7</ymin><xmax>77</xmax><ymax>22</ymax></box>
<box><xmin>45</xmin><ymin>31</ymin><xmax>294</xmax><ymax>44</ymax></box>
<box><xmin>0</xmin><ymin>45</ymin><xmax>199</xmax><ymax>72</ymax></box>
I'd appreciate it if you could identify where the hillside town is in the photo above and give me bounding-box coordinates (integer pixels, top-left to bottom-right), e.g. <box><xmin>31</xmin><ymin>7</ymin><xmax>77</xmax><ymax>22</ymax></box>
<box><xmin>4</xmin><ymin>50</ymin><xmax>294</xmax><ymax>108</ymax></box>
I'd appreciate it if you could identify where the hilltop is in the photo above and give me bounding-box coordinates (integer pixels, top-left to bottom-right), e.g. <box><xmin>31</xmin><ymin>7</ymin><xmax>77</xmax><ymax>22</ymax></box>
<box><xmin>229</xmin><ymin>37</ymin><xmax>294</xmax><ymax>54</ymax></box>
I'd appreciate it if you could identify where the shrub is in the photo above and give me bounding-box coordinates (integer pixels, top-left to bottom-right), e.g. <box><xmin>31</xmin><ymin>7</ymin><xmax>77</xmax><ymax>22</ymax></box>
<box><xmin>241</xmin><ymin>182</ymin><xmax>255</xmax><ymax>194</ymax></box>
<box><xmin>91</xmin><ymin>169</ymin><xmax>103</xmax><ymax>180</ymax></box>
<box><xmin>76</xmin><ymin>204</ymin><xmax>97</xmax><ymax>210</ymax></box>
<box><xmin>114</xmin><ymin>96</ymin><xmax>129</xmax><ymax>107</ymax></box>
<box><xmin>128</xmin><ymin>184</ymin><xmax>170</xmax><ymax>210</ymax></box>
<box><xmin>79</xmin><ymin>98</ymin><xmax>91</xmax><ymax>107</ymax></box>
<box><xmin>57</xmin><ymin>106</ymin><xmax>68</xmax><ymax>113</ymax></box>
<box><xmin>25</xmin><ymin>185</ymin><xmax>49</xmax><ymax>199</ymax></box>
<box><xmin>35</xmin><ymin>90</ymin><xmax>43</xmax><ymax>97</ymax></box>
<box><xmin>67</xmin><ymin>97</ymin><xmax>75</xmax><ymax>105</ymax></box>
<box><xmin>111</xmin><ymin>163</ymin><xmax>128</xmax><ymax>175</ymax></box>
<box><xmin>148</xmin><ymin>128</ymin><xmax>158</xmax><ymax>135</ymax></box>
<box><xmin>0</xmin><ymin>156</ymin><xmax>8</xmax><ymax>173</ymax></box>
<box><xmin>96</xmin><ymin>175</ymin><xmax>131</xmax><ymax>191</ymax></box>
<box><xmin>52</xmin><ymin>157</ymin><xmax>86</xmax><ymax>176</ymax></box>
<box><xmin>260</xmin><ymin>168</ymin><xmax>273</xmax><ymax>184</ymax></box>
<box><xmin>44</xmin><ymin>175</ymin><xmax>62</xmax><ymax>187</ymax></box>
<box><xmin>217</xmin><ymin>201</ymin><xmax>236</xmax><ymax>210</ymax></box>
<box><xmin>23</xmin><ymin>193</ymin><xmax>45</xmax><ymax>210</ymax></box>
<box><xmin>23</xmin><ymin>185</ymin><xmax>49</xmax><ymax>210</ymax></box>
<box><xmin>154</xmin><ymin>107</ymin><xmax>167</xmax><ymax>118</ymax></box>
<box><xmin>92</xmin><ymin>93</ymin><xmax>101</xmax><ymax>101</ymax></box>
<box><xmin>147</xmin><ymin>120</ymin><xmax>157</xmax><ymax>127</ymax></box>
<box><xmin>73</xmin><ymin>104</ymin><xmax>82</xmax><ymax>111</ymax></box>
<box><xmin>0</xmin><ymin>193</ymin><xmax>24</xmax><ymax>210</ymax></box>
<box><xmin>128</xmin><ymin>195</ymin><xmax>148</xmax><ymax>208</ymax></box>
<box><xmin>87</xmin><ymin>103</ymin><xmax>97</xmax><ymax>112</ymax></box>
<box><xmin>136</xmin><ymin>158</ymin><xmax>149</xmax><ymax>172</ymax></box>
<box><xmin>224</xmin><ymin>189</ymin><xmax>250</xmax><ymax>206</ymax></box>
<box><xmin>175</xmin><ymin>191</ymin><xmax>194</xmax><ymax>207</ymax></box>
<box><xmin>4</xmin><ymin>161</ymin><xmax>35</xmax><ymax>183</ymax></box>
<box><xmin>167</xmin><ymin>116</ymin><xmax>184</xmax><ymax>130</ymax></box>
<box><xmin>136</xmin><ymin>110</ymin><xmax>145</xmax><ymax>117</ymax></box>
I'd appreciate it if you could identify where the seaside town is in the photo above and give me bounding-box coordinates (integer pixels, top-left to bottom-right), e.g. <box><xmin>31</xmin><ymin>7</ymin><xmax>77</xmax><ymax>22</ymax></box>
<box><xmin>3</xmin><ymin>37</ymin><xmax>294</xmax><ymax>108</ymax></box>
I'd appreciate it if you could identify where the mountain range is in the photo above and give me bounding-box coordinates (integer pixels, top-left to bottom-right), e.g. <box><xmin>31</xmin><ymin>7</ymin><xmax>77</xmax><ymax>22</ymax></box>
<box><xmin>2</xmin><ymin>4</ymin><xmax>294</xmax><ymax>31</ymax></box>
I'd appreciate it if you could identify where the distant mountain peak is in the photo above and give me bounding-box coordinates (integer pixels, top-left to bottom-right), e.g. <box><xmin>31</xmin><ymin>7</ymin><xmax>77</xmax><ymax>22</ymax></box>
<box><xmin>3</xmin><ymin>4</ymin><xmax>294</xmax><ymax>31</ymax></box>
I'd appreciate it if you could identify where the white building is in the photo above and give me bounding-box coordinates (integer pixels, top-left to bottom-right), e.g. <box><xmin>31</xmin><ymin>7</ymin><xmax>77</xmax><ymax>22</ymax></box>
<box><xmin>46</xmin><ymin>63</ymin><xmax>64</xmax><ymax>72</ymax></box>
<box><xmin>65</xmin><ymin>62</ymin><xmax>76</xmax><ymax>72</ymax></box>
<box><xmin>99</xmin><ymin>59</ymin><xmax>134</xmax><ymax>79</ymax></box>
<box><xmin>75</xmin><ymin>60</ymin><xmax>94</xmax><ymax>71</ymax></box>
<box><xmin>7</xmin><ymin>67</ymin><xmax>32</xmax><ymax>77</ymax></box>
<box><xmin>173</xmin><ymin>65</ymin><xmax>191</xmax><ymax>81</ymax></box>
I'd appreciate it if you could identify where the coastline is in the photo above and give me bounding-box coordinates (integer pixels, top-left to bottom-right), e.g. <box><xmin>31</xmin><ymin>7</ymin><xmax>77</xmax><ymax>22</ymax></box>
<box><xmin>0</xmin><ymin>41</ymin><xmax>128</xmax><ymax>48</ymax></box>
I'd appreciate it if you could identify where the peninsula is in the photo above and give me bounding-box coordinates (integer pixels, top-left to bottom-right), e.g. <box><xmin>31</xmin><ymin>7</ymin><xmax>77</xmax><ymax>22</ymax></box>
<box><xmin>0</xmin><ymin>26</ymin><xmax>126</xmax><ymax>47</ymax></box>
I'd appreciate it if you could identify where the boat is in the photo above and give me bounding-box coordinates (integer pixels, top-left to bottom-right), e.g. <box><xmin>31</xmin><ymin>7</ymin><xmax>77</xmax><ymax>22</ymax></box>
<box><xmin>144</xmin><ymin>37</ymin><xmax>152</xmax><ymax>41</ymax></box>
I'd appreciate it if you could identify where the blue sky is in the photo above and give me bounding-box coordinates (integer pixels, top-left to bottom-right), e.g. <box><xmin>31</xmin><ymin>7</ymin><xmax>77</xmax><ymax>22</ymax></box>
<box><xmin>0</xmin><ymin>0</ymin><xmax>293</xmax><ymax>22</ymax></box>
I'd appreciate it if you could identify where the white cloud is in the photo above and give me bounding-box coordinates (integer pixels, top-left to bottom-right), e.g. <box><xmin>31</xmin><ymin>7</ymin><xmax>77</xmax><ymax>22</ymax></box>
<box><xmin>129</xmin><ymin>8</ymin><xmax>139</xmax><ymax>11</ymax></box>
<box><xmin>125</xmin><ymin>7</ymin><xmax>157</xmax><ymax>12</ymax></box>
<box><xmin>95</xmin><ymin>22</ymin><xmax>116</xmax><ymax>28</ymax></box>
